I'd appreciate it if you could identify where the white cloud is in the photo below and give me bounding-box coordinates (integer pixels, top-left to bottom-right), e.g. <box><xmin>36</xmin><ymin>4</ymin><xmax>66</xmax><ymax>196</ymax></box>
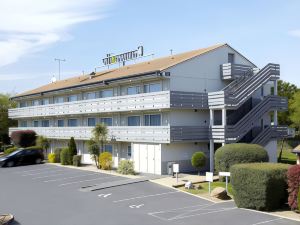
<box><xmin>288</xmin><ymin>29</ymin><xmax>300</xmax><ymax>38</ymax></box>
<box><xmin>0</xmin><ymin>0</ymin><xmax>113</xmax><ymax>67</ymax></box>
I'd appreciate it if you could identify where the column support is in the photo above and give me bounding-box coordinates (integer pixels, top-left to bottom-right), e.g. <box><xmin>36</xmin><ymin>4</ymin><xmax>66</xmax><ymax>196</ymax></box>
<box><xmin>274</xmin><ymin>80</ymin><xmax>278</xmax><ymax>126</ymax></box>
<box><xmin>209</xmin><ymin>139</ymin><xmax>214</xmax><ymax>172</ymax></box>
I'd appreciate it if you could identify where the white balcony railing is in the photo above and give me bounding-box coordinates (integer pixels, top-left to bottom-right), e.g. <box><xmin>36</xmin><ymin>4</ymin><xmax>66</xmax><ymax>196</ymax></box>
<box><xmin>9</xmin><ymin>91</ymin><xmax>171</xmax><ymax>119</ymax></box>
<box><xmin>9</xmin><ymin>126</ymin><xmax>171</xmax><ymax>143</ymax></box>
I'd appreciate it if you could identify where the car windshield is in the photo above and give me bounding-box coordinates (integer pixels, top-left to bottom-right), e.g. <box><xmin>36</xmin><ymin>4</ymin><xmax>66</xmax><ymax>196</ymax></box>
<box><xmin>6</xmin><ymin>150</ymin><xmax>23</xmax><ymax>157</ymax></box>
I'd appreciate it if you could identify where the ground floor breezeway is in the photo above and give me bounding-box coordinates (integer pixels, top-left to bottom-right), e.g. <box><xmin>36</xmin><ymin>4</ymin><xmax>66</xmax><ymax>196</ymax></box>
<box><xmin>49</xmin><ymin>140</ymin><xmax>210</xmax><ymax>175</ymax></box>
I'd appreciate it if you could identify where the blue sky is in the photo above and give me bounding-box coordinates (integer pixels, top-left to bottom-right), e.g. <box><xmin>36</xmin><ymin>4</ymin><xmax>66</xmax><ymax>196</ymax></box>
<box><xmin>0</xmin><ymin>0</ymin><xmax>300</xmax><ymax>94</ymax></box>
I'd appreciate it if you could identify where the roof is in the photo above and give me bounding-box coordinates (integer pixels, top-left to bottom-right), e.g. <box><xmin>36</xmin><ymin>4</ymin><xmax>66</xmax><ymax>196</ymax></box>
<box><xmin>14</xmin><ymin>43</ymin><xmax>252</xmax><ymax>98</ymax></box>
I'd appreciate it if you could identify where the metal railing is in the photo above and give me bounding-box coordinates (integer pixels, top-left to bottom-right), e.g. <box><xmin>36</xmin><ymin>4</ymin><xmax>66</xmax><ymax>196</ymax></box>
<box><xmin>221</xmin><ymin>63</ymin><xmax>253</xmax><ymax>80</ymax></box>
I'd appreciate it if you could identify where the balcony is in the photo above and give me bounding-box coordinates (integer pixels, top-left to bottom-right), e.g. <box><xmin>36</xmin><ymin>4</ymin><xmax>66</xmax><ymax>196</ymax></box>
<box><xmin>221</xmin><ymin>63</ymin><xmax>253</xmax><ymax>80</ymax></box>
<box><xmin>9</xmin><ymin>125</ymin><xmax>210</xmax><ymax>143</ymax></box>
<box><xmin>9</xmin><ymin>91</ymin><xmax>209</xmax><ymax>119</ymax></box>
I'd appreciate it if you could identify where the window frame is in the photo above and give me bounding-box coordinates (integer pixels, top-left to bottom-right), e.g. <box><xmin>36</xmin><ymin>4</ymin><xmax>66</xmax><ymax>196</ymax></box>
<box><xmin>87</xmin><ymin>117</ymin><xmax>96</xmax><ymax>127</ymax></box>
<box><xmin>67</xmin><ymin>118</ymin><xmax>78</xmax><ymax>127</ymax></box>
<box><xmin>57</xmin><ymin>119</ymin><xmax>64</xmax><ymax>127</ymax></box>
<box><xmin>100</xmin><ymin>117</ymin><xmax>113</xmax><ymax>126</ymax></box>
<box><xmin>144</xmin><ymin>114</ymin><xmax>162</xmax><ymax>126</ymax></box>
<box><xmin>127</xmin><ymin>86</ymin><xmax>140</xmax><ymax>95</ymax></box>
<box><xmin>127</xmin><ymin>115</ymin><xmax>141</xmax><ymax>126</ymax></box>
<box><xmin>144</xmin><ymin>82</ymin><xmax>161</xmax><ymax>93</ymax></box>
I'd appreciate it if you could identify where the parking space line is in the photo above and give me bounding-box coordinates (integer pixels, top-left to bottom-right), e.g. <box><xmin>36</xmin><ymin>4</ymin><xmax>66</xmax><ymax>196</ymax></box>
<box><xmin>148</xmin><ymin>203</ymin><xmax>214</xmax><ymax>215</ymax></box>
<box><xmin>32</xmin><ymin>173</ymin><xmax>76</xmax><ymax>180</ymax></box>
<box><xmin>251</xmin><ymin>218</ymin><xmax>283</xmax><ymax>225</ymax></box>
<box><xmin>44</xmin><ymin>173</ymin><xmax>99</xmax><ymax>182</ymax></box>
<box><xmin>22</xmin><ymin>169</ymin><xmax>65</xmax><ymax>176</ymax></box>
<box><xmin>14</xmin><ymin>166</ymin><xmax>56</xmax><ymax>174</ymax></box>
<box><xmin>113</xmin><ymin>191</ymin><xmax>180</xmax><ymax>203</ymax></box>
<box><xmin>58</xmin><ymin>176</ymin><xmax>116</xmax><ymax>187</ymax></box>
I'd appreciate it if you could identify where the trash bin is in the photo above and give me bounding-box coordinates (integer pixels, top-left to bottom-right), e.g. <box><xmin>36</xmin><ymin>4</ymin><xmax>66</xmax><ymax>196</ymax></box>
<box><xmin>167</xmin><ymin>162</ymin><xmax>176</xmax><ymax>175</ymax></box>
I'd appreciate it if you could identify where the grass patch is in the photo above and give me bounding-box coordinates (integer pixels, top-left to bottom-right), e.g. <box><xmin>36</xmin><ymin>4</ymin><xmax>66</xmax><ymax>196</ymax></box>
<box><xmin>277</xmin><ymin>142</ymin><xmax>297</xmax><ymax>165</ymax></box>
<box><xmin>180</xmin><ymin>181</ymin><xmax>233</xmax><ymax>196</ymax></box>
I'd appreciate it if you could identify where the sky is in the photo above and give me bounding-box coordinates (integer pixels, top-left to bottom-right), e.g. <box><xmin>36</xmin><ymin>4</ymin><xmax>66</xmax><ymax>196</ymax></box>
<box><xmin>0</xmin><ymin>0</ymin><xmax>300</xmax><ymax>94</ymax></box>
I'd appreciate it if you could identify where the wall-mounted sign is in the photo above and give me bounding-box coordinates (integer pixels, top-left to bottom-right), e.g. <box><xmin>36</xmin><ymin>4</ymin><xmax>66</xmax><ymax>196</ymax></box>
<box><xmin>102</xmin><ymin>46</ymin><xmax>144</xmax><ymax>66</ymax></box>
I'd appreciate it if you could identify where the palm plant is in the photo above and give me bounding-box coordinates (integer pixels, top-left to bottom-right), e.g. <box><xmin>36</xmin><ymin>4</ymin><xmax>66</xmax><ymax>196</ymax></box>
<box><xmin>92</xmin><ymin>123</ymin><xmax>108</xmax><ymax>153</ymax></box>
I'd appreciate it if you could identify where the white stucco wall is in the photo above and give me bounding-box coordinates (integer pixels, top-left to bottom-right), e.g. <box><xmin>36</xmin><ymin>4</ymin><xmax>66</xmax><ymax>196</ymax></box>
<box><xmin>264</xmin><ymin>139</ymin><xmax>278</xmax><ymax>162</ymax></box>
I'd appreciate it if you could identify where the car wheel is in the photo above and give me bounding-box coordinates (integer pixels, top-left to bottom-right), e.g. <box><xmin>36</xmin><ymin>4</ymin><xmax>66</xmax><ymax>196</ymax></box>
<box><xmin>35</xmin><ymin>158</ymin><xmax>42</xmax><ymax>164</ymax></box>
<box><xmin>7</xmin><ymin>161</ymin><xmax>15</xmax><ymax>167</ymax></box>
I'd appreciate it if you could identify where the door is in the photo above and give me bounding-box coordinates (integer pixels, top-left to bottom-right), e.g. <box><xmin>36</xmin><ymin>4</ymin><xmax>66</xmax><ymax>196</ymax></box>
<box><xmin>147</xmin><ymin>145</ymin><xmax>155</xmax><ymax>174</ymax></box>
<box><xmin>139</xmin><ymin>144</ymin><xmax>148</xmax><ymax>173</ymax></box>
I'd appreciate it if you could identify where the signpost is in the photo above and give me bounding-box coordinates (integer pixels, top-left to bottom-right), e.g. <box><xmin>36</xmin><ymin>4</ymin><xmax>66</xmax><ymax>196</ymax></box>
<box><xmin>206</xmin><ymin>172</ymin><xmax>213</xmax><ymax>193</ymax></box>
<box><xmin>219</xmin><ymin>172</ymin><xmax>231</xmax><ymax>193</ymax></box>
<box><xmin>173</xmin><ymin>164</ymin><xmax>179</xmax><ymax>183</ymax></box>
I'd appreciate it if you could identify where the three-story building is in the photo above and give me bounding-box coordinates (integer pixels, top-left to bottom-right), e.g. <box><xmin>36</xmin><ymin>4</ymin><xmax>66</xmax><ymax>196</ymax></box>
<box><xmin>8</xmin><ymin>43</ymin><xmax>292</xmax><ymax>174</ymax></box>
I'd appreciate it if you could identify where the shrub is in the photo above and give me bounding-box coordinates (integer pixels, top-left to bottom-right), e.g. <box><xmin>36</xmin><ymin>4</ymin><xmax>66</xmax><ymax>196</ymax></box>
<box><xmin>230</xmin><ymin>163</ymin><xmax>289</xmax><ymax>211</ymax></box>
<box><xmin>68</xmin><ymin>137</ymin><xmax>77</xmax><ymax>159</ymax></box>
<box><xmin>60</xmin><ymin>148</ymin><xmax>71</xmax><ymax>165</ymax></box>
<box><xmin>48</xmin><ymin>153</ymin><xmax>56</xmax><ymax>163</ymax></box>
<box><xmin>287</xmin><ymin>165</ymin><xmax>300</xmax><ymax>210</ymax></box>
<box><xmin>73</xmin><ymin>155</ymin><xmax>82</xmax><ymax>167</ymax></box>
<box><xmin>99</xmin><ymin>152</ymin><xmax>112</xmax><ymax>170</ymax></box>
<box><xmin>4</xmin><ymin>147</ymin><xmax>18</xmax><ymax>155</ymax></box>
<box><xmin>191</xmin><ymin>152</ymin><xmax>206</xmax><ymax>174</ymax></box>
<box><xmin>10</xmin><ymin>130</ymin><xmax>37</xmax><ymax>147</ymax></box>
<box><xmin>87</xmin><ymin>139</ymin><xmax>100</xmax><ymax>168</ymax></box>
<box><xmin>54</xmin><ymin>148</ymin><xmax>62</xmax><ymax>163</ymax></box>
<box><xmin>25</xmin><ymin>146</ymin><xmax>42</xmax><ymax>151</ymax></box>
<box><xmin>117</xmin><ymin>160</ymin><xmax>135</xmax><ymax>175</ymax></box>
<box><xmin>215</xmin><ymin>143</ymin><xmax>269</xmax><ymax>173</ymax></box>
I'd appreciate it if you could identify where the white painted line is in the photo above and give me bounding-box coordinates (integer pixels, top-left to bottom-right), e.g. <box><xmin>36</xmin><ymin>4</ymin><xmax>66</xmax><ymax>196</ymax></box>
<box><xmin>58</xmin><ymin>176</ymin><xmax>115</xmax><ymax>186</ymax></box>
<box><xmin>14</xmin><ymin>166</ymin><xmax>55</xmax><ymax>174</ymax></box>
<box><xmin>251</xmin><ymin>218</ymin><xmax>283</xmax><ymax>225</ymax></box>
<box><xmin>98</xmin><ymin>193</ymin><xmax>112</xmax><ymax>198</ymax></box>
<box><xmin>33</xmin><ymin>173</ymin><xmax>75</xmax><ymax>180</ymax></box>
<box><xmin>129</xmin><ymin>204</ymin><xmax>144</xmax><ymax>209</ymax></box>
<box><xmin>168</xmin><ymin>207</ymin><xmax>237</xmax><ymax>221</ymax></box>
<box><xmin>113</xmin><ymin>191</ymin><xmax>180</xmax><ymax>203</ymax></box>
<box><xmin>22</xmin><ymin>169</ymin><xmax>65</xmax><ymax>176</ymax></box>
<box><xmin>148</xmin><ymin>203</ymin><xmax>214</xmax><ymax>215</ymax></box>
<box><xmin>44</xmin><ymin>173</ymin><xmax>99</xmax><ymax>182</ymax></box>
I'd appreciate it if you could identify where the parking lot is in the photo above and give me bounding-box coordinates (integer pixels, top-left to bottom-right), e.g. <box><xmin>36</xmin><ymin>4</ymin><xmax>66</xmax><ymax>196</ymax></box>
<box><xmin>0</xmin><ymin>164</ymin><xmax>298</xmax><ymax>225</ymax></box>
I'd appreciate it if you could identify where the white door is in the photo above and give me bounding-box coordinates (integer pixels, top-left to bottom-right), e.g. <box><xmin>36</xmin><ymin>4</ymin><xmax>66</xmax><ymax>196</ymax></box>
<box><xmin>139</xmin><ymin>144</ymin><xmax>148</xmax><ymax>173</ymax></box>
<box><xmin>147</xmin><ymin>145</ymin><xmax>155</xmax><ymax>174</ymax></box>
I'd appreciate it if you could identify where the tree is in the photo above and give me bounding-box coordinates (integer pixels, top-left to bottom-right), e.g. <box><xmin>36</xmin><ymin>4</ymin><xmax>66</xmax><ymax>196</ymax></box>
<box><xmin>68</xmin><ymin>137</ymin><xmax>77</xmax><ymax>164</ymax></box>
<box><xmin>10</xmin><ymin>130</ymin><xmax>37</xmax><ymax>147</ymax></box>
<box><xmin>0</xmin><ymin>93</ymin><xmax>17</xmax><ymax>144</ymax></box>
<box><xmin>92</xmin><ymin>123</ymin><xmax>108</xmax><ymax>153</ymax></box>
<box><xmin>36</xmin><ymin>135</ymin><xmax>50</xmax><ymax>155</ymax></box>
<box><xmin>290</xmin><ymin>91</ymin><xmax>300</xmax><ymax>130</ymax></box>
<box><xmin>87</xmin><ymin>139</ymin><xmax>100</xmax><ymax>168</ymax></box>
<box><xmin>277</xmin><ymin>80</ymin><xmax>298</xmax><ymax>126</ymax></box>
<box><xmin>191</xmin><ymin>152</ymin><xmax>206</xmax><ymax>175</ymax></box>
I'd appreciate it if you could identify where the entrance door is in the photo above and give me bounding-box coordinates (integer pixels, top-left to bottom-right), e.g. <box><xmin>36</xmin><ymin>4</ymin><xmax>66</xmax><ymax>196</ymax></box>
<box><xmin>139</xmin><ymin>144</ymin><xmax>148</xmax><ymax>173</ymax></box>
<box><xmin>147</xmin><ymin>145</ymin><xmax>155</xmax><ymax>174</ymax></box>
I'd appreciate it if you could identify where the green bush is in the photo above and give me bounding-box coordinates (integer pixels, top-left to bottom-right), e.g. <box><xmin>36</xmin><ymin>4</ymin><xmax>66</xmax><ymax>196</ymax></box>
<box><xmin>48</xmin><ymin>153</ymin><xmax>56</xmax><ymax>163</ymax></box>
<box><xmin>54</xmin><ymin>148</ymin><xmax>62</xmax><ymax>163</ymax></box>
<box><xmin>191</xmin><ymin>152</ymin><xmax>206</xmax><ymax>173</ymax></box>
<box><xmin>73</xmin><ymin>155</ymin><xmax>82</xmax><ymax>167</ymax></box>
<box><xmin>215</xmin><ymin>143</ymin><xmax>269</xmax><ymax>173</ymax></box>
<box><xmin>230</xmin><ymin>163</ymin><xmax>289</xmax><ymax>211</ymax></box>
<box><xmin>4</xmin><ymin>147</ymin><xmax>18</xmax><ymax>155</ymax></box>
<box><xmin>99</xmin><ymin>152</ymin><xmax>112</xmax><ymax>170</ymax></box>
<box><xmin>60</xmin><ymin>148</ymin><xmax>71</xmax><ymax>165</ymax></box>
<box><xmin>117</xmin><ymin>160</ymin><xmax>135</xmax><ymax>175</ymax></box>
<box><xmin>25</xmin><ymin>146</ymin><xmax>42</xmax><ymax>151</ymax></box>
<box><xmin>68</xmin><ymin>137</ymin><xmax>77</xmax><ymax>159</ymax></box>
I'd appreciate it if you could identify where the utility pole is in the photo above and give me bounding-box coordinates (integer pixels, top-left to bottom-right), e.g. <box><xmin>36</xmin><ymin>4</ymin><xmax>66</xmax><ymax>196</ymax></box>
<box><xmin>55</xmin><ymin>58</ymin><xmax>66</xmax><ymax>80</ymax></box>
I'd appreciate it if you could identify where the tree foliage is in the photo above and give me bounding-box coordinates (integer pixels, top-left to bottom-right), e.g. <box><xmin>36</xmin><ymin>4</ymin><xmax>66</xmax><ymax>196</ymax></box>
<box><xmin>191</xmin><ymin>152</ymin><xmax>206</xmax><ymax>173</ymax></box>
<box><xmin>36</xmin><ymin>135</ymin><xmax>50</xmax><ymax>154</ymax></box>
<box><xmin>290</xmin><ymin>91</ymin><xmax>300</xmax><ymax>130</ymax></box>
<box><xmin>10</xmin><ymin>130</ymin><xmax>37</xmax><ymax>147</ymax></box>
<box><xmin>0</xmin><ymin>93</ymin><xmax>17</xmax><ymax>144</ymax></box>
<box><xmin>87</xmin><ymin>139</ymin><xmax>100</xmax><ymax>168</ymax></box>
<box><xmin>92</xmin><ymin>123</ymin><xmax>108</xmax><ymax>153</ymax></box>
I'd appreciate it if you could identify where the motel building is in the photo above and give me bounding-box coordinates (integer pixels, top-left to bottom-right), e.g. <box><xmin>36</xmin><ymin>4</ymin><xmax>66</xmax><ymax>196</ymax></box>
<box><xmin>8</xmin><ymin>43</ymin><xmax>293</xmax><ymax>175</ymax></box>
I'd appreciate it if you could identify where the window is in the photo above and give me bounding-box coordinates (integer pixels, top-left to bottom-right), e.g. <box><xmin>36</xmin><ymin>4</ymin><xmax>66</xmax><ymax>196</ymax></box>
<box><xmin>88</xmin><ymin>118</ymin><xmax>96</xmax><ymax>126</ymax></box>
<box><xmin>41</xmin><ymin>120</ymin><xmax>50</xmax><ymax>127</ymax></box>
<box><xmin>100</xmin><ymin>117</ymin><xmax>113</xmax><ymax>126</ymax></box>
<box><xmin>127</xmin><ymin>145</ymin><xmax>132</xmax><ymax>158</ymax></box>
<box><xmin>42</xmin><ymin>98</ymin><xmax>49</xmax><ymax>105</ymax></box>
<box><xmin>68</xmin><ymin>119</ymin><xmax>78</xmax><ymax>127</ymax></box>
<box><xmin>32</xmin><ymin>100</ymin><xmax>39</xmax><ymax>106</ymax></box>
<box><xmin>127</xmin><ymin>116</ymin><xmax>140</xmax><ymax>126</ymax></box>
<box><xmin>104</xmin><ymin>144</ymin><xmax>113</xmax><ymax>154</ymax></box>
<box><xmin>86</xmin><ymin>92</ymin><xmax>96</xmax><ymax>100</ymax></box>
<box><xmin>57</xmin><ymin>120</ymin><xmax>64</xmax><ymax>127</ymax></box>
<box><xmin>20</xmin><ymin>121</ymin><xmax>27</xmax><ymax>127</ymax></box>
<box><xmin>54</xmin><ymin>96</ymin><xmax>64</xmax><ymax>104</ymax></box>
<box><xmin>67</xmin><ymin>95</ymin><xmax>78</xmax><ymax>102</ymax></box>
<box><xmin>228</xmin><ymin>53</ymin><xmax>235</xmax><ymax>64</ymax></box>
<box><xmin>144</xmin><ymin>83</ymin><xmax>161</xmax><ymax>93</ymax></box>
<box><xmin>144</xmin><ymin>114</ymin><xmax>161</xmax><ymax>126</ymax></box>
<box><xmin>20</xmin><ymin>102</ymin><xmax>27</xmax><ymax>108</ymax></box>
<box><xmin>33</xmin><ymin>121</ymin><xmax>39</xmax><ymax>127</ymax></box>
<box><xmin>127</xmin><ymin>86</ymin><xmax>140</xmax><ymax>95</ymax></box>
<box><xmin>100</xmin><ymin>89</ymin><xmax>113</xmax><ymax>98</ymax></box>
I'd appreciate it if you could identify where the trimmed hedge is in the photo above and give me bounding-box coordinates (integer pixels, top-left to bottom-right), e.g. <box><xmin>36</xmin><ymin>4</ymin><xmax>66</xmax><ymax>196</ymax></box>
<box><xmin>54</xmin><ymin>148</ymin><xmax>62</xmax><ymax>163</ymax></box>
<box><xmin>60</xmin><ymin>148</ymin><xmax>71</xmax><ymax>165</ymax></box>
<box><xmin>215</xmin><ymin>143</ymin><xmax>269</xmax><ymax>173</ymax></box>
<box><xmin>287</xmin><ymin>165</ymin><xmax>300</xmax><ymax>210</ymax></box>
<box><xmin>191</xmin><ymin>152</ymin><xmax>206</xmax><ymax>173</ymax></box>
<box><xmin>48</xmin><ymin>153</ymin><xmax>56</xmax><ymax>163</ymax></box>
<box><xmin>117</xmin><ymin>160</ymin><xmax>135</xmax><ymax>175</ymax></box>
<box><xmin>99</xmin><ymin>152</ymin><xmax>112</xmax><ymax>170</ymax></box>
<box><xmin>73</xmin><ymin>155</ymin><xmax>81</xmax><ymax>167</ymax></box>
<box><xmin>230</xmin><ymin>163</ymin><xmax>290</xmax><ymax>211</ymax></box>
<box><xmin>4</xmin><ymin>147</ymin><xmax>18</xmax><ymax>155</ymax></box>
